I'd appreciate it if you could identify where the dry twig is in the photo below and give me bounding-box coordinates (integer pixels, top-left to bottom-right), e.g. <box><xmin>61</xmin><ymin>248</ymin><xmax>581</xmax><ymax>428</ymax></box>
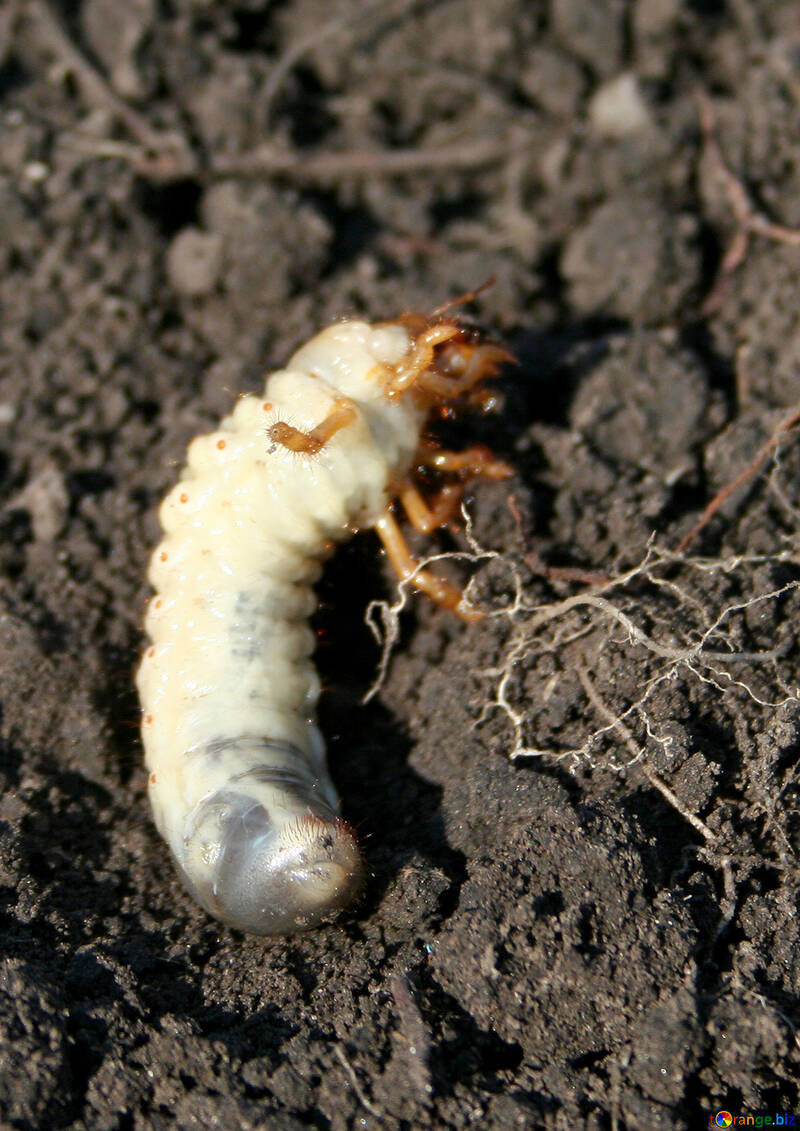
<box><xmin>23</xmin><ymin>0</ymin><xmax>525</xmax><ymax>186</ymax></box>
<box><xmin>23</xmin><ymin>0</ymin><xmax>195</xmax><ymax>178</ymax></box>
<box><xmin>674</xmin><ymin>403</ymin><xmax>800</xmax><ymax>554</ymax></box>
<box><xmin>697</xmin><ymin>88</ymin><xmax>800</xmax><ymax>314</ymax></box>
<box><xmin>576</xmin><ymin>664</ymin><xmax>717</xmax><ymax>843</ymax></box>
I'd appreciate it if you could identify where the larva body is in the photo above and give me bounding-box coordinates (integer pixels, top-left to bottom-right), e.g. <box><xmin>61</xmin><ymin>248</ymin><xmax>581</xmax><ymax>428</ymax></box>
<box><xmin>138</xmin><ymin>313</ymin><xmax>510</xmax><ymax>935</ymax></box>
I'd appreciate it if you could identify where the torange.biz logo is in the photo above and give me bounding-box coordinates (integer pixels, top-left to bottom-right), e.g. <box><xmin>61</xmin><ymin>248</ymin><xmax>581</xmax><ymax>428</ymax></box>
<box><xmin>710</xmin><ymin>1115</ymin><xmax>796</xmax><ymax>1127</ymax></box>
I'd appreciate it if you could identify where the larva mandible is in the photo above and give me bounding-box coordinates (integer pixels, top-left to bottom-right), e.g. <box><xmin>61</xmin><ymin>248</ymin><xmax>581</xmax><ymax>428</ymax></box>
<box><xmin>137</xmin><ymin>300</ymin><xmax>512</xmax><ymax>935</ymax></box>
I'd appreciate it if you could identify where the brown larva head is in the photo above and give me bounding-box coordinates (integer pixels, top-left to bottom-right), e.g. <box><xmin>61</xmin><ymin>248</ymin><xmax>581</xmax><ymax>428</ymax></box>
<box><xmin>180</xmin><ymin>790</ymin><xmax>364</xmax><ymax>936</ymax></box>
<box><xmin>384</xmin><ymin>282</ymin><xmax>514</xmax><ymax>404</ymax></box>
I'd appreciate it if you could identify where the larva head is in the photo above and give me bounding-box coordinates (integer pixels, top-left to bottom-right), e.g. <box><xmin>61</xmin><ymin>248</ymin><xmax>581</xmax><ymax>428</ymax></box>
<box><xmin>180</xmin><ymin>789</ymin><xmax>364</xmax><ymax>936</ymax></box>
<box><xmin>367</xmin><ymin>289</ymin><xmax>510</xmax><ymax>409</ymax></box>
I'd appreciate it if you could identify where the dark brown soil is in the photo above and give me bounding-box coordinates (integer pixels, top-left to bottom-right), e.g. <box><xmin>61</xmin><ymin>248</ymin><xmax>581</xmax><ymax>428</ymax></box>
<box><xmin>2</xmin><ymin>1</ymin><xmax>800</xmax><ymax>1128</ymax></box>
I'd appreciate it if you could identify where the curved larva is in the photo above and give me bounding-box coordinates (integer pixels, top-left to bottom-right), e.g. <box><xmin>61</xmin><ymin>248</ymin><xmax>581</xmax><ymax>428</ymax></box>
<box><xmin>137</xmin><ymin>315</ymin><xmax>510</xmax><ymax>935</ymax></box>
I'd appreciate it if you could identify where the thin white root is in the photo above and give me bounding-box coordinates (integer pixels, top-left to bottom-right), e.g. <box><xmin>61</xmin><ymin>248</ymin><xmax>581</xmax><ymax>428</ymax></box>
<box><xmin>364</xmin><ymin>510</ymin><xmax>800</xmax><ymax>769</ymax></box>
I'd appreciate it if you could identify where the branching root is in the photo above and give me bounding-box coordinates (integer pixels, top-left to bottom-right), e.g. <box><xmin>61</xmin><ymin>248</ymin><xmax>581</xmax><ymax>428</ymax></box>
<box><xmin>364</xmin><ymin>510</ymin><xmax>800</xmax><ymax>778</ymax></box>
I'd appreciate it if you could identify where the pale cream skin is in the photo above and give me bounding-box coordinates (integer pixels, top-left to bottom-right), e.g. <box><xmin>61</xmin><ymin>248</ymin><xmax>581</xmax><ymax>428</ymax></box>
<box><xmin>137</xmin><ymin>321</ymin><xmax>423</xmax><ymax>935</ymax></box>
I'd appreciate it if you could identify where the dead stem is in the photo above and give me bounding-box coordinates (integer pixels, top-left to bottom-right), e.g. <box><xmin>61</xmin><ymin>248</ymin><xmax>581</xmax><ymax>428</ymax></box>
<box><xmin>23</xmin><ymin>0</ymin><xmax>524</xmax><ymax>186</ymax></box>
<box><xmin>23</xmin><ymin>0</ymin><xmax>195</xmax><ymax>178</ymax></box>
<box><xmin>674</xmin><ymin>402</ymin><xmax>800</xmax><ymax>554</ymax></box>
<box><xmin>696</xmin><ymin>88</ymin><xmax>800</xmax><ymax>315</ymax></box>
<box><xmin>576</xmin><ymin>664</ymin><xmax>717</xmax><ymax>843</ymax></box>
<box><xmin>208</xmin><ymin>136</ymin><xmax>523</xmax><ymax>182</ymax></box>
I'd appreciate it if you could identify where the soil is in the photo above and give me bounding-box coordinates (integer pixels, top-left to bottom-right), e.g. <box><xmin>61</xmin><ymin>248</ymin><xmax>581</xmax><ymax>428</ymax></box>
<box><xmin>1</xmin><ymin>1</ymin><xmax>800</xmax><ymax>1128</ymax></box>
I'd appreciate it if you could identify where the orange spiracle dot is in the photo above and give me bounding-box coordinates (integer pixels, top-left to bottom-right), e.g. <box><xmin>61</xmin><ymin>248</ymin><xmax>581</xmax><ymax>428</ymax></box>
<box><xmin>262</xmin><ymin>401</ymin><xmax>273</xmax><ymax>412</ymax></box>
<box><xmin>180</xmin><ymin>492</ymin><xmax>188</xmax><ymax>504</ymax></box>
<box><xmin>147</xmin><ymin>648</ymin><xmax>155</xmax><ymax>659</ymax></box>
<box><xmin>217</xmin><ymin>438</ymin><xmax>227</xmax><ymax>450</ymax></box>
<box><xmin>154</xmin><ymin>598</ymin><xmax>163</xmax><ymax>609</ymax></box>
<box><xmin>144</xmin><ymin>714</ymin><xmax>153</xmax><ymax>726</ymax></box>
<box><xmin>150</xmin><ymin>773</ymin><xmax>157</xmax><ymax>784</ymax></box>
<box><xmin>160</xmin><ymin>551</ymin><xmax>168</xmax><ymax>562</ymax></box>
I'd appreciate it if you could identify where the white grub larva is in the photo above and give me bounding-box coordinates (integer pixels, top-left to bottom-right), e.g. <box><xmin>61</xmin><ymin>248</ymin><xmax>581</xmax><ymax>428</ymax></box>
<box><xmin>137</xmin><ymin>299</ymin><xmax>512</xmax><ymax>935</ymax></box>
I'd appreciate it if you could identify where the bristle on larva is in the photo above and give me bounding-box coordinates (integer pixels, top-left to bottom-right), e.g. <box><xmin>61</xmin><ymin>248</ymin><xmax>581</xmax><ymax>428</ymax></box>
<box><xmin>137</xmin><ymin>313</ymin><xmax>511</xmax><ymax>935</ymax></box>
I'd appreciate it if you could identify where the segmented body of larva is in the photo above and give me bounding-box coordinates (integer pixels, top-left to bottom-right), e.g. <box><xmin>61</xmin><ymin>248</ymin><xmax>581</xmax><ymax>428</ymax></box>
<box><xmin>137</xmin><ymin>310</ymin><xmax>511</xmax><ymax>935</ymax></box>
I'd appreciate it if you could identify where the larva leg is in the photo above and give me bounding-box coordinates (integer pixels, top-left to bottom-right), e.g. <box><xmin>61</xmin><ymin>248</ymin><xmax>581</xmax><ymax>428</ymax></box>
<box><xmin>269</xmin><ymin>399</ymin><xmax>357</xmax><ymax>455</ymax></box>
<box><xmin>399</xmin><ymin>481</ymin><xmax>463</xmax><ymax>533</ymax></box>
<box><xmin>426</xmin><ymin>276</ymin><xmax>497</xmax><ymax>318</ymax></box>
<box><xmin>373</xmin><ymin>508</ymin><xmax>481</xmax><ymax>621</ymax></box>
<box><xmin>401</xmin><ymin>443</ymin><xmax>513</xmax><ymax>532</ymax></box>
<box><xmin>387</xmin><ymin>324</ymin><xmax>461</xmax><ymax>395</ymax></box>
<box><xmin>419</xmin><ymin>443</ymin><xmax>514</xmax><ymax>480</ymax></box>
<box><xmin>415</xmin><ymin>342</ymin><xmax>514</xmax><ymax>397</ymax></box>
